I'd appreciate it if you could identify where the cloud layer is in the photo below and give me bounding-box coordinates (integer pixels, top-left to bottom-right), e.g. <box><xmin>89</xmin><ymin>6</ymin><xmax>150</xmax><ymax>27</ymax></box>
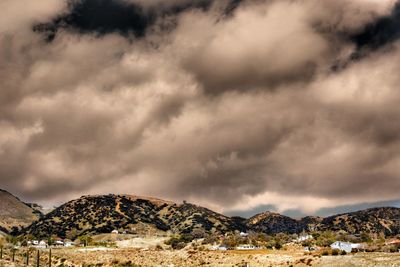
<box><xmin>1</xmin><ymin>0</ymin><xmax>400</xmax><ymax>214</ymax></box>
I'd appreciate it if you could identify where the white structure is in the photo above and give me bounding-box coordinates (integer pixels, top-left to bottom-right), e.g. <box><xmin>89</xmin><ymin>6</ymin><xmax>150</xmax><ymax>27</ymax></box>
<box><xmin>211</xmin><ymin>245</ymin><xmax>228</xmax><ymax>251</ymax></box>
<box><xmin>32</xmin><ymin>240</ymin><xmax>47</xmax><ymax>249</ymax></box>
<box><xmin>236</xmin><ymin>244</ymin><xmax>256</xmax><ymax>250</ymax></box>
<box><xmin>54</xmin><ymin>240</ymin><xmax>64</xmax><ymax>246</ymax></box>
<box><xmin>111</xmin><ymin>230</ymin><xmax>119</xmax><ymax>234</ymax></box>
<box><xmin>295</xmin><ymin>235</ymin><xmax>313</xmax><ymax>243</ymax></box>
<box><xmin>64</xmin><ymin>241</ymin><xmax>75</xmax><ymax>247</ymax></box>
<box><xmin>330</xmin><ymin>241</ymin><xmax>361</xmax><ymax>253</ymax></box>
<box><xmin>239</xmin><ymin>232</ymin><xmax>249</xmax><ymax>237</ymax></box>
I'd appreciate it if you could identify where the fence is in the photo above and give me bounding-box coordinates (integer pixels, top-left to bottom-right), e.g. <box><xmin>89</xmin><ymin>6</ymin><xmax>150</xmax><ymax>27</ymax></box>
<box><xmin>0</xmin><ymin>246</ymin><xmax>53</xmax><ymax>266</ymax></box>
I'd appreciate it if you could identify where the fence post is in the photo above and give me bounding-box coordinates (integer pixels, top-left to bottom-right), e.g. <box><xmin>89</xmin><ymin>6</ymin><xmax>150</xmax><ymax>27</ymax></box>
<box><xmin>37</xmin><ymin>250</ymin><xmax>40</xmax><ymax>267</ymax></box>
<box><xmin>0</xmin><ymin>246</ymin><xmax>2</xmax><ymax>259</ymax></box>
<box><xmin>12</xmin><ymin>248</ymin><xmax>15</xmax><ymax>262</ymax></box>
<box><xmin>48</xmin><ymin>248</ymin><xmax>51</xmax><ymax>267</ymax></box>
<box><xmin>26</xmin><ymin>249</ymin><xmax>30</xmax><ymax>265</ymax></box>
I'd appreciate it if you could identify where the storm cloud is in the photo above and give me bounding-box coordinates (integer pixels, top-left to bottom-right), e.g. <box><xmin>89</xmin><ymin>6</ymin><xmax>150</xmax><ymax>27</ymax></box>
<box><xmin>1</xmin><ymin>0</ymin><xmax>400</xmax><ymax>215</ymax></box>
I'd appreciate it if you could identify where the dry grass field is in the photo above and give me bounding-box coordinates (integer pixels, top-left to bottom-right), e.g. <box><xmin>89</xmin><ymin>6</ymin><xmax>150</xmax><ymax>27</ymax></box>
<box><xmin>1</xmin><ymin>246</ymin><xmax>399</xmax><ymax>266</ymax></box>
<box><xmin>45</xmin><ymin>248</ymin><xmax>400</xmax><ymax>267</ymax></box>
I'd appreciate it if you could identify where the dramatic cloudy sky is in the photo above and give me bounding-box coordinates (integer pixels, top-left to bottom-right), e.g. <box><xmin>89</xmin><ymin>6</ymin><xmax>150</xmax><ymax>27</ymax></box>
<box><xmin>1</xmin><ymin>0</ymin><xmax>400</xmax><ymax>216</ymax></box>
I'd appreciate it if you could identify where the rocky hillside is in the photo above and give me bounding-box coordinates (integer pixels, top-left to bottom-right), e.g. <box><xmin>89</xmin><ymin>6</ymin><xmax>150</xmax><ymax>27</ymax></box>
<box><xmin>247</xmin><ymin>211</ymin><xmax>306</xmax><ymax>234</ymax></box>
<box><xmin>245</xmin><ymin>208</ymin><xmax>400</xmax><ymax>236</ymax></box>
<box><xmin>0</xmin><ymin>189</ymin><xmax>40</xmax><ymax>233</ymax></box>
<box><xmin>318</xmin><ymin>207</ymin><xmax>400</xmax><ymax>236</ymax></box>
<box><xmin>20</xmin><ymin>195</ymin><xmax>243</xmax><ymax>239</ymax></box>
<box><xmin>18</xmin><ymin>193</ymin><xmax>400</xmax><ymax>238</ymax></box>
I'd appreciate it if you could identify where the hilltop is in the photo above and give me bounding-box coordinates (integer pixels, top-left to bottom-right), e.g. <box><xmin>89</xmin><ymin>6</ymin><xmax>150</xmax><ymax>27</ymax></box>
<box><xmin>20</xmin><ymin>194</ymin><xmax>244</xmax><ymax>239</ymax></box>
<box><xmin>0</xmin><ymin>189</ymin><xmax>41</xmax><ymax>233</ymax></box>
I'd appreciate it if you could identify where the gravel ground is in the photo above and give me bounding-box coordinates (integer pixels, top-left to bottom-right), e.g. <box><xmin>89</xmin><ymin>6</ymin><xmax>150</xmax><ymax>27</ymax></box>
<box><xmin>1</xmin><ymin>249</ymin><xmax>399</xmax><ymax>266</ymax></box>
<box><xmin>48</xmin><ymin>248</ymin><xmax>400</xmax><ymax>267</ymax></box>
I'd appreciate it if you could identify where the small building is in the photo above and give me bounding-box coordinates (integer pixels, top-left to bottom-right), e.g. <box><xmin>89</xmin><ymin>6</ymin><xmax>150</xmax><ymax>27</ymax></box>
<box><xmin>239</xmin><ymin>232</ymin><xmax>249</xmax><ymax>237</ymax></box>
<box><xmin>33</xmin><ymin>240</ymin><xmax>47</xmax><ymax>249</ymax></box>
<box><xmin>211</xmin><ymin>245</ymin><xmax>228</xmax><ymax>251</ymax></box>
<box><xmin>295</xmin><ymin>234</ymin><xmax>313</xmax><ymax>243</ymax></box>
<box><xmin>330</xmin><ymin>241</ymin><xmax>361</xmax><ymax>253</ymax></box>
<box><xmin>54</xmin><ymin>240</ymin><xmax>64</xmax><ymax>247</ymax></box>
<box><xmin>64</xmin><ymin>241</ymin><xmax>75</xmax><ymax>247</ymax></box>
<box><xmin>111</xmin><ymin>230</ymin><xmax>119</xmax><ymax>234</ymax></box>
<box><xmin>236</xmin><ymin>244</ymin><xmax>256</xmax><ymax>250</ymax></box>
<box><xmin>388</xmin><ymin>239</ymin><xmax>400</xmax><ymax>246</ymax></box>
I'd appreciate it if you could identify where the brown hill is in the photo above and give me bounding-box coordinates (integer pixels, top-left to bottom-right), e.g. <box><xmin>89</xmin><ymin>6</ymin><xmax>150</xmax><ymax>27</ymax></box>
<box><xmin>18</xmin><ymin>193</ymin><xmax>400</xmax><ymax>238</ymax></box>
<box><xmin>319</xmin><ymin>207</ymin><xmax>400</xmax><ymax>236</ymax></box>
<box><xmin>21</xmin><ymin>194</ymin><xmax>243</xmax><ymax>239</ymax></box>
<box><xmin>0</xmin><ymin>189</ymin><xmax>40</xmax><ymax>233</ymax></box>
<box><xmin>247</xmin><ymin>211</ymin><xmax>306</xmax><ymax>234</ymax></box>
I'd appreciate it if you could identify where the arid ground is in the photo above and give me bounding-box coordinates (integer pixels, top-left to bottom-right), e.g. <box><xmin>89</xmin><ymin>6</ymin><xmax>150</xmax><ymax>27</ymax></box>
<box><xmin>1</xmin><ymin>248</ymin><xmax>398</xmax><ymax>267</ymax></box>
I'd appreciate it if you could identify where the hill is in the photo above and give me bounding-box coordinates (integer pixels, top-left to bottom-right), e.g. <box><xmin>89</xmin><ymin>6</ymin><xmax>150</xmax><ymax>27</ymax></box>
<box><xmin>18</xmin><ymin>193</ymin><xmax>400</xmax><ymax>239</ymax></box>
<box><xmin>0</xmin><ymin>189</ymin><xmax>40</xmax><ymax>233</ymax></box>
<box><xmin>20</xmin><ymin>194</ymin><xmax>243</xmax><ymax>239</ymax></box>
<box><xmin>247</xmin><ymin>211</ymin><xmax>306</xmax><ymax>234</ymax></box>
<box><xmin>318</xmin><ymin>207</ymin><xmax>400</xmax><ymax>236</ymax></box>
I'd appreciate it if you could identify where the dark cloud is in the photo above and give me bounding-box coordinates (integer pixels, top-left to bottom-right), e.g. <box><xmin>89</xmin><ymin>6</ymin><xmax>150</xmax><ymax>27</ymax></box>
<box><xmin>352</xmin><ymin>2</ymin><xmax>400</xmax><ymax>51</ymax></box>
<box><xmin>1</xmin><ymin>0</ymin><xmax>400</xmax><ymax>214</ymax></box>
<box><xmin>33</xmin><ymin>0</ymin><xmax>242</xmax><ymax>41</ymax></box>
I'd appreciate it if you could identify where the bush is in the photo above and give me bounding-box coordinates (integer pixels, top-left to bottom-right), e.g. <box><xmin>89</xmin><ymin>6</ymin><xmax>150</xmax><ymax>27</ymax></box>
<box><xmin>340</xmin><ymin>250</ymin><xmax>347</xmax><ymax>255</ymax></box>
<box><xmin>331</xmin><ymin>249</ymin><xmax>340</xmax><ymax>256</ymax></box>
<box><xmin>165</xmin><ymin>236</ymin><xmax>188</xmax><ymax>250</ymax></box>
<box><xmin>321</xmin><ymin>250</ymin><xmax>329</xmax><ymax>256</ymax></box>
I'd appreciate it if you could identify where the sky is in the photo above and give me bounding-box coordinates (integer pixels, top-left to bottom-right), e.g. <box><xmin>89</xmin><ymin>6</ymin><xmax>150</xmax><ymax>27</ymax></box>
<box><xmin>1</xmin><ymin>0</ymin><xmax>400</xmax><ymax>217</ymax></box>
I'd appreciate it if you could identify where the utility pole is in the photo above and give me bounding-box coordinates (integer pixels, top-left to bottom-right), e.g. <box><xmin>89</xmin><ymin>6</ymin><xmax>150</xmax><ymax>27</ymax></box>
<box><xmin>12</xmin><ymin>248</ymin><xmax>15</xmax><ymax>262</ymax></box>
<box><xmin>0</xmin><ymin>246</ymin><xmax>2</xmax><ymax>259</ymax></box>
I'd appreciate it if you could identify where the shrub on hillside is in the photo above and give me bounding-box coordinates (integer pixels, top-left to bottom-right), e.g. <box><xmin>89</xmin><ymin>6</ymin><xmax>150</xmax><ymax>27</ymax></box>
<box><xmin>331</xmin><ymin>249</ymin><xmax>340</xmax><ymax>256</ymax></box>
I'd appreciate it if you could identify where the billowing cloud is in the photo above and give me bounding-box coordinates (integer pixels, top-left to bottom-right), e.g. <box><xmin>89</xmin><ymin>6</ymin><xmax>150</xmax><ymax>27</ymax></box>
<box><xmin>1</xmin><ymin>0</ymin><xmax>400</xmax><ymax>215</ymax></box>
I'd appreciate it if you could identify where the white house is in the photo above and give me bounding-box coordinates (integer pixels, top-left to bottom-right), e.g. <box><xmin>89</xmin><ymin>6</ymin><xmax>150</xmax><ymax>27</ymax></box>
<box><xmin>211</xmin><ymin>245</ymin><xmax>228</xmax><ymax>251</ymax></box>
<box><xmin>294</xmin><ymin>234</ymin><xmax>313</xmax><ymax>243</ymax></box>
<box><xmin>64</xmin><ymin>241</ymin><xmax>75</xmax><ymax>247</ymax></box>
<box><xmin>330</xmin><ymin>241</ymin><xmax>361</xmax><ymax>253</ymax></box>
<box><xmin>33</xmin><ymin>240</ymin><xmax>47</xmax><ymax>249</ymax></box>
<box><xmin>236</xmin><ymin>244</ymin><xmax>256</xmax><ymax>250</ymax></box>
<box><xmin>54</xmin><ymin>240</ymin><xmax>64</xmax><ymax>247</ymax></box>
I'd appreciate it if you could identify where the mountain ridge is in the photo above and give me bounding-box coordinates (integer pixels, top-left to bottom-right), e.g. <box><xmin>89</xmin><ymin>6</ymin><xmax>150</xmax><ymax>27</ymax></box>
<box><xmin>15</xmin><ymin>193</ymin><xmax>400</xmax><ymax>239</ymax></box>
<box><xmin>1</xmin><ymin>189</ymin><xmax>398</xmax><ymax>238</ymax></box>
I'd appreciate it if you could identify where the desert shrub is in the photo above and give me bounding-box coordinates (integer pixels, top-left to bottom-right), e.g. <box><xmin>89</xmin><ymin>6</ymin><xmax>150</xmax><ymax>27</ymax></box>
<box><xmin>340</xmin><ymin>250</ymin><xmax>347</xmax><ymax>255</ymax></box>
<box><xmin>275</xmin><ymin>242</ymin><xmax>282</xmax><ymax>250</ymax></box>
<box><xmin>191</xmin><ymin>229</ymin><xmax>206</xmax><ymax>239</ymax></box>
<box><xmin>321</xmin><ymin>250</ymin><xmax>329</xmax><ymax>256</ymax></box>
<box><xmin>202</xmin><ymin>234</ymin><xmax>219</xmax><ymax>245</ymax></box>
<box><xmin>165</xmin><ymin>236</ymin><xmax>187</xmax><ymax>250</ymax></box>
<box><xmin>118</xmin><ymin>261</ymin><xmax>140</xmax><ymax>267</ymax></box>
<box><xmin>331</xmin><ymin>249</ymin><xmax>340</xmax><ymax>256</ymax></box>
